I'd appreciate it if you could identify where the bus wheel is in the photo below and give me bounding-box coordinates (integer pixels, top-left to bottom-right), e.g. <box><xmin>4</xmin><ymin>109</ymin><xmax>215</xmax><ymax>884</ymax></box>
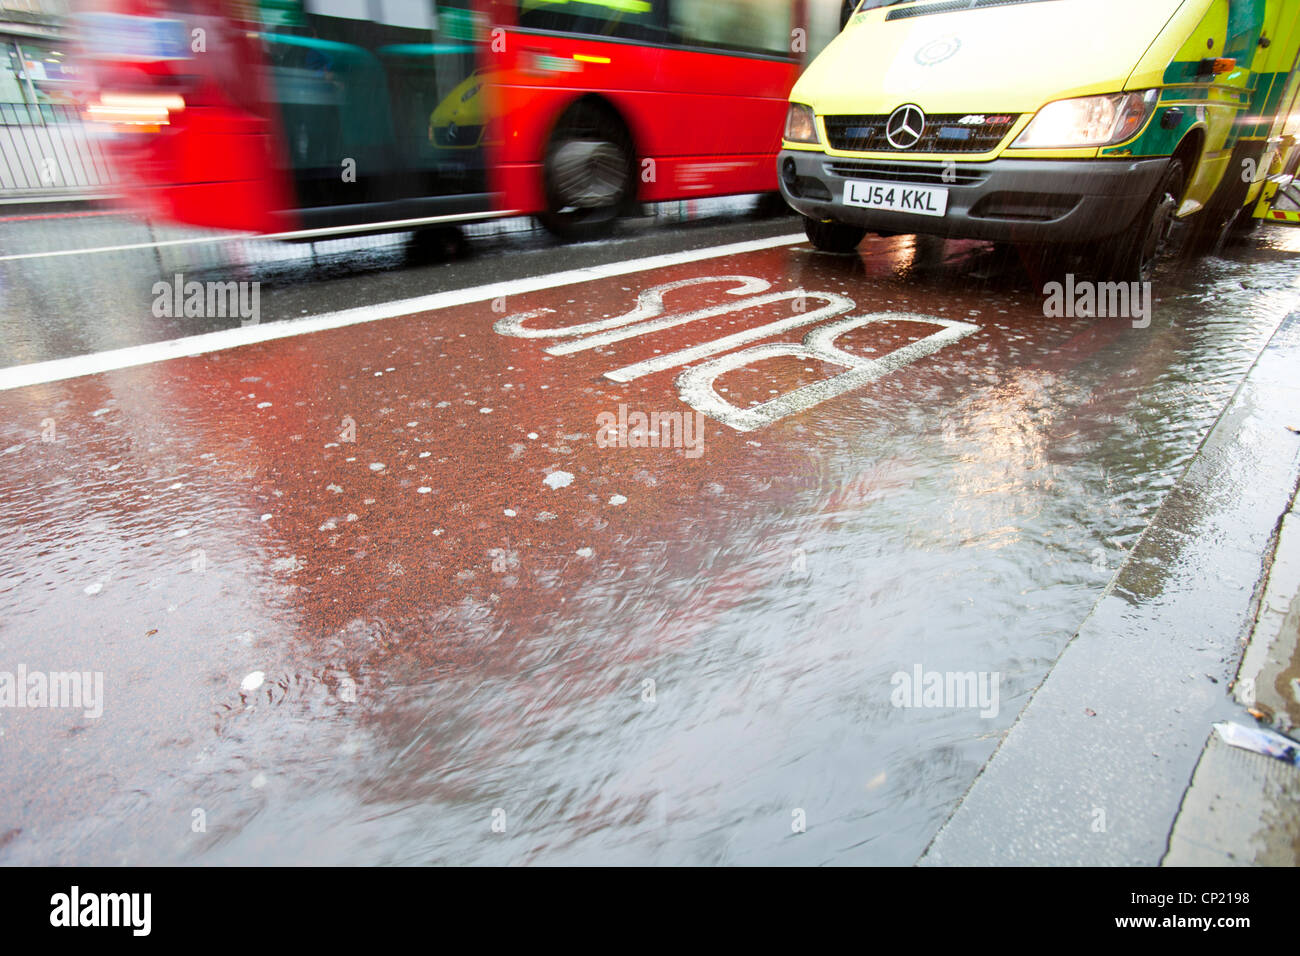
<box><xmin>1093</xmin><ymin>158</ymin><xmax>1183</xmax><ymax>283</ymax></box>
<box><xmin>803</xmin><ymin>215</ymin><xmax>866</xmax><ymax>253</ymax></box>
<box><xmin>537</xmin><ymin>101</ymin><xmax>634</xmax><ymax>242</ymax></box>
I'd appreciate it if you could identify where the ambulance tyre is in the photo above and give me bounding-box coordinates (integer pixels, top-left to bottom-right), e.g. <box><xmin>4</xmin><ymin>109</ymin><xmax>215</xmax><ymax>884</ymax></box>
<box><xmin>804</xmin><ymin>215</ymin><xmax>867</xmax><ymax>253</ymax></box>
<box><xmin>1228</xmin><ymin>207</ymin><xmax>1261</xmax><ymax>236</ymax></box>
<box><xmin>1184</xmin><ymin>205</ymin><xmax>1238</xmax><ymax>254</ymax></box>
<box><xmin>1094</xmin><ymin>158</ymin><xmax>1184</xmax><ymax>284</ymax></box>
<box><xmin>1185</xmin><ymin>164</ymin><xmax>1252</xmax><ymax>253</ymax></box>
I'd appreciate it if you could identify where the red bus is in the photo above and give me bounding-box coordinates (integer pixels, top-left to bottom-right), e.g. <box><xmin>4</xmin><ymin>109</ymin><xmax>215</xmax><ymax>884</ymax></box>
<box><xmin>74</xmin><ymin>0</ymin><xmax>841</xmax><ymax>240</ymax></box>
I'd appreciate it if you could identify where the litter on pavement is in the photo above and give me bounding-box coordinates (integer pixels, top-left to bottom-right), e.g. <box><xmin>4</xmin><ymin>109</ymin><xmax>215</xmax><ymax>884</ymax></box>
<box><xmin>1213</xmin><ymin>721</ymin><xmax>1300</xmax><ymax>765</ymax></box>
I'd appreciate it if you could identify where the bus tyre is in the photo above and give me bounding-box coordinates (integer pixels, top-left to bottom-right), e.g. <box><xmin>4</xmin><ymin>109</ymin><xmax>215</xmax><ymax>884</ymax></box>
<box><xmin>804</xmin><ymin>216</ymin><xmax>866</xmax><ymax>253</ymax></box>
<box><xmin>537</xmin><ymin>100</ymin><xmax>634</xmax><ymax>242</ymax></box>
<box><xmin>1094</xmin><ymin>158</ymin><xmax>1184</xmax><ymax>283</ymax></box>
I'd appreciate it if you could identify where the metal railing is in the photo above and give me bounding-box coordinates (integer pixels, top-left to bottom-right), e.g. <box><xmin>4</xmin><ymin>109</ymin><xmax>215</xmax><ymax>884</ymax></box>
<box><xmin>0</xmin><ymin>101</ymin><xmax>116</xmax><ymax>198</ymax></box>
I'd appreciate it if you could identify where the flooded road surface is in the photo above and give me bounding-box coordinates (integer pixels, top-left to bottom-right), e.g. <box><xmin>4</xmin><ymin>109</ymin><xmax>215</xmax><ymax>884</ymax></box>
<box><xmin>1</xmin><ymin>215</ymin><xmax>1298</xmax><ymax>864</ymax></box>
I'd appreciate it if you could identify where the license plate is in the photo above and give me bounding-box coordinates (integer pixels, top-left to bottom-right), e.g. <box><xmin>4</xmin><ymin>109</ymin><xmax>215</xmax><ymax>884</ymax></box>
<box><xmin>843</xmin><ymin>180</ymin><xmax>948</xmax><ymax>217</ymax></box>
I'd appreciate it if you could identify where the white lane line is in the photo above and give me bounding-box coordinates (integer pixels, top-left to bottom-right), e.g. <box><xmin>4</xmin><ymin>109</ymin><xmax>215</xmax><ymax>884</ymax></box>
<box><xmin>0</xmin><ymin>209</ymin><xmax>517</xmax><ymax>263</ymax></box>
<box><xmin>0</xmin><ymin>232</ymin><xmax>804</xmax><ymax>392</ymax></box>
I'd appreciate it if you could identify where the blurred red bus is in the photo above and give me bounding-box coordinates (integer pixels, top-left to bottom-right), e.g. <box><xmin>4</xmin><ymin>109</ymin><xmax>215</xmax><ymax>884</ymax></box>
<box><xmin>74</xmin><ymin>0</ymin><xmax>841</xmax><ymax>240</ymax></box>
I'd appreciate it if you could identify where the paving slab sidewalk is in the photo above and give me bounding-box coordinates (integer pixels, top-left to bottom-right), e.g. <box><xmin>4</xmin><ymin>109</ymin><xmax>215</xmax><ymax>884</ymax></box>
<box><xmin>1164</xmin><ymin>494</ymin><xmax>1300</xmax><ymax>866</ymax></box>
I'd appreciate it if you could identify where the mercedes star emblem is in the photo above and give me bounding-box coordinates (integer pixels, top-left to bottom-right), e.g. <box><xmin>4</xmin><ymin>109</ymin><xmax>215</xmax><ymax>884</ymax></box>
<box><xmin>886</xmin><ymin>105</ymin><xmax>926</xmax><ymax>150</ymax></box>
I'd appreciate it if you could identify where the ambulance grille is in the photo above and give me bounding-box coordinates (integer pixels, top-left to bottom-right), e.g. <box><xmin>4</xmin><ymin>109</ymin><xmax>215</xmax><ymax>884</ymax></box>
<box><xmin>823</xmin><ymin>114</ymin><xmax>1019</xmax><ymax>154</ymax></box>
<box><xmin>826</xmin><ymin>160</ymin><xmax>987</xmax><ymax>186</ymax></box>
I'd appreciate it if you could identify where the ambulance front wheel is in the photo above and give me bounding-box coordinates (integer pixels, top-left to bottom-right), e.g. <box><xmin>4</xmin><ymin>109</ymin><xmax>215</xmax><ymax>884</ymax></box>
<box><xmin>1093</xmin><ymin>158</ymin><xmax>1185</xmax><ymax>283</ymax></box>
<box><xmin>804</xmin><ymin>216</ymin><xmax>867</xmax><ymax>253</ymax></box>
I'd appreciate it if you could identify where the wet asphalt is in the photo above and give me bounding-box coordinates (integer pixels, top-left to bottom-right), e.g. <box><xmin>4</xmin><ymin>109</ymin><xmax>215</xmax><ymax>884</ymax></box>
<box><xmin>1</xmin><ymin>202</ymin><xmax>1298</xmax><ymax>864</ymax></box>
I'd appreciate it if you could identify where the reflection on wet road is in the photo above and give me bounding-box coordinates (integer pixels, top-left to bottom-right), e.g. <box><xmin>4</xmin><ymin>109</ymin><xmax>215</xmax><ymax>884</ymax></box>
<box><xmin>1</xmin><ymin>212</ymin><xmax>1298</xmax><ymax>864</ymax></box>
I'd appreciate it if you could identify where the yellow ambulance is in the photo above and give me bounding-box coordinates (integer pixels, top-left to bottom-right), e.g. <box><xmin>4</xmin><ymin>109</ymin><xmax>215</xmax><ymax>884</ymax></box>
<box><xmin>779</xmin><ymin>0</ymin><xmax>1300</xmax><ymax>279</ymax></box>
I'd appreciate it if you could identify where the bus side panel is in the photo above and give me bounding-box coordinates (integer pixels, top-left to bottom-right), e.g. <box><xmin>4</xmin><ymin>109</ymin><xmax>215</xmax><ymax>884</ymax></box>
<box><xmin>489</xmin><ymin>30</ymin><xmax>796</xmax><ymax>209</ymax></box>
<box><xmin>111</xmin><ymin>116</ymin><xmax>295</xmax><ymax>235</ymax></box>
<box><xmin>638</xmin><ymin>153</ymin><xmax>783</xmax><ymax>201</ymax></box>
<box><xmin>82</xmin><ymin>3</ymin><xmax>299</xmax><ymax>234</ymax></box>
<box><xmin>646</xmin><ymin>48</ymin><xmax>798</xmax><ymax>159</ymax></box>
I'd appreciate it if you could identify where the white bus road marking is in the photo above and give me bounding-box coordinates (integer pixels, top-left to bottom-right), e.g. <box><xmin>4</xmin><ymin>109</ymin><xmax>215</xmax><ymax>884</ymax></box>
<box><xmin>0</xmin><ymin>233</ymin><xmax>803</xmax><ymax>392</ymax></box>
<box><xmin>494</xmin><ymin>274</ymin><xmax>981</xmax><ymax>431</ymax></box>
<box><xmin>493</xmin><ymin>275</ymin><xmax>770</xmax><ymax>340</ymax></box>
<box><xmin>604</xmin><ymin>291</ymin><xmax>854</xmax><ymax>380</ymax></box>
<box><xmin>549</xmin><ymin>289</ymin><xmax>850</xmax><ymax>358</ymax></box>
<box><xmin>677</xmin><ymin>314</ymin><xmax>979</xmax><ymax>432</ymax></box>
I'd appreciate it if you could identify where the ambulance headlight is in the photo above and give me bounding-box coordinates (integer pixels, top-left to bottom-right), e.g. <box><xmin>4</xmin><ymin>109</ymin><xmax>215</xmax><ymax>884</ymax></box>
<box><xmin>784</xmin><ymin>103</ymin><xmax>820</xmax><ymax>145</ymax></box>
<box><xmin>1013</xmin><ymin>90</ymin><xmax>1157</xmax><ymax>148</ymax></box>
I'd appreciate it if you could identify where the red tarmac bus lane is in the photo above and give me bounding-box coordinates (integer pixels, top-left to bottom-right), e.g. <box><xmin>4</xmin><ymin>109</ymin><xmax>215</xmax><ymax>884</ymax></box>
<box><xmin>0</xmin><ymin>237</ymin><xmax>1167</xmax><ymax>860</ymax></box>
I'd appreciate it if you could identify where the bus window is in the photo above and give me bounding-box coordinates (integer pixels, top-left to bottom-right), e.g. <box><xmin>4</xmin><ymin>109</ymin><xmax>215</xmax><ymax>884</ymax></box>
<box><xmin>516</xmin><ymin>0</ymin><xmax>669</xmax><ymax>44</ymax></box>
<box><xmin>670</xmin><ymin>0</ymin><xmax>793</xmax><ymax>58</ymax></box>
<box><xmin>302</xmin><ymin>0</ymin><xmax>438</xmax><ymax>30</ymax></box>
<box><xmin>257</xmin><ymin>0</ymin><xmax>484</xmax><ymax>208</ymax></box>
